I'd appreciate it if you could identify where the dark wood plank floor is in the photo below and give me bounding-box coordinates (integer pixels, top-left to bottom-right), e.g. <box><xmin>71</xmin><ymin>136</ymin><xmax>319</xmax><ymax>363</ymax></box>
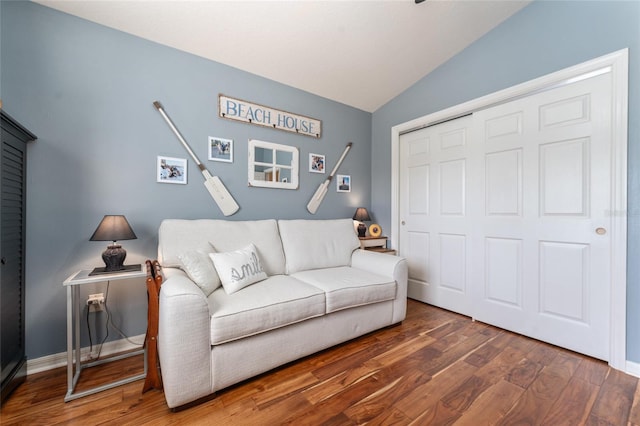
<box><xmin>2</xmin><ymin>300</ymin><xmax>640</xmax><ymax>425</ymax></box>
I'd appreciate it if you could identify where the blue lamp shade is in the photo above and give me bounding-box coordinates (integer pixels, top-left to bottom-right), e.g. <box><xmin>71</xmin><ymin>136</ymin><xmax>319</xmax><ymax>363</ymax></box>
<box><xmin>352</xmin><ymin>208</ymin><xmax>371</xmax><ymax>237</ymax></box>
<box><xmin>89</xmin><ymin>215</ymin><xmax>138</xmax><ymax>275</ymax></box>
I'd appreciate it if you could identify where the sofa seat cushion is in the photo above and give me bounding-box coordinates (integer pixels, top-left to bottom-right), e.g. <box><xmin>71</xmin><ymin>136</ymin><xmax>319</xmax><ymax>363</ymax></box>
<box><xmin>291</xmin><ymin>266</ymin><xmax>396</xmax><ymax>313</ymax></box>
<box><xmin>208</xmin><ymin>275</ymin><xmax>325</xmax><ymax>345</ymax></box>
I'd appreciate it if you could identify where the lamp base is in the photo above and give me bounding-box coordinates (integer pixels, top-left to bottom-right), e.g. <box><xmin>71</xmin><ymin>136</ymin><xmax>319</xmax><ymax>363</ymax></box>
<box><xmin>101</xmin><ymin>243</ymin><xmax>127</xmax><ymax>271</ymax></box>
<box><xmin>357</xmin><ymin>223</ymin><xmax>367</xmax><ymax>238</ymax></box>
<box><xmin>89</xmin><ymin>264</ymin><xmax>141</xmax><ymax>276</ymax></box>
<box><xmin>88</xmin><ymin>243</ymin><xmax>140</xmax><ymax>276</ymax></box>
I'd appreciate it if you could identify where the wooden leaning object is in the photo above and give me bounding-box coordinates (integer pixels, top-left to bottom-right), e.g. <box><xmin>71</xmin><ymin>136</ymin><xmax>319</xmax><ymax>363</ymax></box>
<box><xmin>142</xmin><ymin>259</ymin><xmax>163</xmax><ymax>393</ymax></box>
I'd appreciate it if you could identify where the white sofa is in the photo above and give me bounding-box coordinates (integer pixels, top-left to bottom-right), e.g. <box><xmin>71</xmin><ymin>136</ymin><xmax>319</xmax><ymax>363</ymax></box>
<box><xmin>156</xmin><ymin>218</ymin><xmax>408</xmax><ymax>409</ymax></box>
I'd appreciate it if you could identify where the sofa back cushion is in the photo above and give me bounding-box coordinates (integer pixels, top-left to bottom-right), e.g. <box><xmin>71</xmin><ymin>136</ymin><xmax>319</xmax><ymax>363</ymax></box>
<box><xmin>278</xmin><ymin>219</ymin><xmax>360</xmax><ymax>274</ymax></box>
<box><xmin>158</xmin><ymin>219</ymin><xmax>286</xmax><ymax>276</ymax></box>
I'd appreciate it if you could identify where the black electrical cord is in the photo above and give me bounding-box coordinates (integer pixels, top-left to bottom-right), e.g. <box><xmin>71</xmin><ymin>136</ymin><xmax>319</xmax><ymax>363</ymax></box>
<box><xmin>86</xmin><ymin>301</ymin><xmax>93</xmax><ymax>356</ymax></box>
<box><xmin>94</xmin><ymin>282</ymin><xmax>111</xmax><ymax>360</ymax></box>
<box><xmin>85</xmin><ymin>280</ymin><xmax>144</xmax><ymax>360</ymax></box>
<box><xmin>85</xmin><ymin>282</ymin><xmax>110</xmax><ymax>360</ymax></box>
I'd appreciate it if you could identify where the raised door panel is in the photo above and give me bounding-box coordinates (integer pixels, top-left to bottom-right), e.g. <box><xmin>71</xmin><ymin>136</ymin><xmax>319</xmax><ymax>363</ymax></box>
<box><xmin>439</xmin><ymin>159</ymin><xmax>465</xmax><ymax>216</ymax></box>
<box><xmin>539</xmin><ymin>241</ymin><xmax>589</xmax><ymax>322</ymax></box>
<box><xmin>484</xmin><ymin>237</ymin><xmax>522</xmax><ymax>308</ymax></box>
<box><xmin>539</xmin><ymin>138</ymin><xmax>589</xmax><ymax>217</ymax></box>
<box><xmin>439</xmin><ymin>233</ymin><xmax>466</xmax><ymax>293</ymax></box>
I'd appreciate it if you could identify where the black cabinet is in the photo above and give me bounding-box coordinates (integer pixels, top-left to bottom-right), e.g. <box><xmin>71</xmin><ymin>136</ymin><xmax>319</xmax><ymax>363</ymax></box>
<box><xmin>1</xmin><ymin>109</ymin><xmax>36</xmax><ymax>403</ymax></box>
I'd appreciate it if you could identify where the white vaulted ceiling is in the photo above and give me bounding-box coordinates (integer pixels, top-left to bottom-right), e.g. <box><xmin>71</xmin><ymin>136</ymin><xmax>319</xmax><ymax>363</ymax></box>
<box><xmin>33</xmin><ymin>0</ymin><xmax>531</xmax><ymax>112</ymax></box>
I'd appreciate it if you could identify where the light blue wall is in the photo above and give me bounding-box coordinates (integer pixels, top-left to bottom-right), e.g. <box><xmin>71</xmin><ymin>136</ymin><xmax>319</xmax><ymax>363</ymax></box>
<box><xmin>372</xmin><ymin>1</ymin><xmax>640</xmax><ymax>361</ymax></box>
<box><xmin>1</xmin><ymin>2</ymin><xmax>372</xmax><ymax>359</ymax></box>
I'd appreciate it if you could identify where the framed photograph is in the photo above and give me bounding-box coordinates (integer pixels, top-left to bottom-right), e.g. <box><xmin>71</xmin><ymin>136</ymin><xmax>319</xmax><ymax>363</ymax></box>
<box><xmin>336</xmin><ymin>174</ymin><xmax>351</xmax><ymax>192</ymax></box>
<box><xmin>208</xmin><ymin>136</ymin><xmax>233</xmax><ymax>163</ymax></box>
<box><xmin>157</xmin><ymin>156</ymin><xmax>187</xmax><ymax>184</ymax></box>
<box><xmin>309</xmin><ymin>153</ymin><xmax>325</xmax><ymax>173</ymax></box>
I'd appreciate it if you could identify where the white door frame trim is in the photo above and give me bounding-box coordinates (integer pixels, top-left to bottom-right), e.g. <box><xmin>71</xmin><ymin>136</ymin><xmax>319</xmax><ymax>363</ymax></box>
<box><xmin>390</xmin><ymin>48</ymin><xmax>628</xmax><ymax>370</ymax></box>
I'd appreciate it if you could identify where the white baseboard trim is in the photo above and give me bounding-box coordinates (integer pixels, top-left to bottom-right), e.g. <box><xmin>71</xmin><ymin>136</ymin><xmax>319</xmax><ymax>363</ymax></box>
<box><xmin>27</xmin><ymin>334</ymin><xmax>145</xmax><ymax>376</ymax></box>
<box><xmin>625</xmin><ymin>360</ymin><xmax>640</xmax><ymax>379</ymax></box>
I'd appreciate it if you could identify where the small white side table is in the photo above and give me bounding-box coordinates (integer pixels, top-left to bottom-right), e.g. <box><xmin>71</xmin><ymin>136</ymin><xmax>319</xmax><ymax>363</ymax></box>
<box><xmin>63</xmin><ymin>267</ymin><xmax>147</xmax><ymax>402</ymax></box>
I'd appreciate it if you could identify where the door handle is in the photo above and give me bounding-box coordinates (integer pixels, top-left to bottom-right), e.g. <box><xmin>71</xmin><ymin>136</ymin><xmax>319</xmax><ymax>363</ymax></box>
<box><xmin>1</xmin><ymin>257</ymin><xmax>6</xmax><ymax>265</ymax></box>
<box><xmin>595</xmin><ymin>227</ymin><xmax>607</xmax><ymax>235</ymax></box>
<box><xmin>401</xmin><ymin>221</ymin><xmax>406</xmax><ymax>226</ymax></box>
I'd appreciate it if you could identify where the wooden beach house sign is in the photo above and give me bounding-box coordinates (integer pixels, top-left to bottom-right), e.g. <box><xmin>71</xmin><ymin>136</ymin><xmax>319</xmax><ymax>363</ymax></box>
<box><xmin>218</xmin><ymin>95</ymin><xmax>322</xmax><ymax>138</ymax></box>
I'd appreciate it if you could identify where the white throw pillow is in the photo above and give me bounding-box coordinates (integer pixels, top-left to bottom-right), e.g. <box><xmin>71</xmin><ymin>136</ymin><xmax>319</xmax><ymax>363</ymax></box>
<box><xmin>177</xmin><ymin>250</ymin><xmax>221</xmax><ymax>296</ymax></box>
<box><xmin>209</xmin><ymin>243</ymin><xmax>267</xmax><ymax>294</ymax></box>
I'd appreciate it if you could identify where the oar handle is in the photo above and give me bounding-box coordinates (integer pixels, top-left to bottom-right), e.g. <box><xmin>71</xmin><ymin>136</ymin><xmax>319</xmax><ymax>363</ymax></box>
<box><xmin>328</xmin><ymin>142</ymin><xmax>353</xmax><ymax>179</ymax></box>
<box><xmin>153</xmin><ymin>101</ymin><xmax>203</xmax><ymax>167</ymax></box>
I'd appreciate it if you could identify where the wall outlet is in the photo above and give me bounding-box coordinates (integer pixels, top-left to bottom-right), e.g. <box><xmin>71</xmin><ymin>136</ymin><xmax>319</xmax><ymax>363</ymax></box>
<box><xmin>87</xmin><ymin>293</ymin><xmax>105</xmax><ymax>312</ymax></box>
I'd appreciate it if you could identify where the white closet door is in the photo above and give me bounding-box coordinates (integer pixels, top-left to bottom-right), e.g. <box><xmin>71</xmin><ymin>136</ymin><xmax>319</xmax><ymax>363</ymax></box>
<box><xmin>473</xmin><ymin>71</ymin><xmax>612</xmax><ymax>360</ymax></box>
<box><xmin>399</xmin><ymin>71</ymin><xmax>612</xmax><ymax>360</ymax></box>
<box><xmin>399</xmin><ymin>116</ymin><xmax>475</xmax><ymax>316</ymax></box>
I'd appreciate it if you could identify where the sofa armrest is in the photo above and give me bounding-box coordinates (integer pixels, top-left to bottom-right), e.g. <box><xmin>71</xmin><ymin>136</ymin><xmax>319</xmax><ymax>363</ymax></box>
<box><xmin>158</xmin><ymin>270</ymin><xmax>213</xmax><ymax>408</ymax></box>
<box><xmin>351</xmin><ymin>249</ymin><xmax>408</xmax><ymax>323</ymax></box>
